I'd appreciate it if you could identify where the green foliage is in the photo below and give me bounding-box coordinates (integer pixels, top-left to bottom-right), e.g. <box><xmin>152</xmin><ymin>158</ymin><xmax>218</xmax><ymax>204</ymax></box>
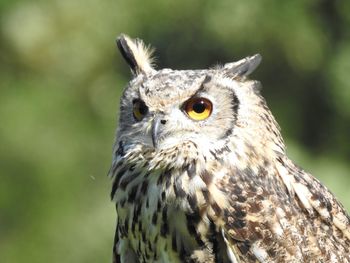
<box><xmin>0</xmin><ymin>0</ymin><xmax>349</xmax><ymax>262</ymax></box>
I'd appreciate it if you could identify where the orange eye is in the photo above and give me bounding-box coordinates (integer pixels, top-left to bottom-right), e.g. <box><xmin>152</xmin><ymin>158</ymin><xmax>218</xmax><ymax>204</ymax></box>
<box><xmin>133</xmin><ymin>99</ymin><xmax>148</xmax><ymax>121</ymax></box>
<box><xmin>184</xmin><ymin>97</ymin><xmax>213</xmax><ymax>121</ymax></box>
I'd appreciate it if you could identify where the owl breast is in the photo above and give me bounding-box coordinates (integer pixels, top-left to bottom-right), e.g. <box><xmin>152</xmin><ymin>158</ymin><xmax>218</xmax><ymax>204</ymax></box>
<box><xmin>112</xmin><ymin>145</ymin><xmax>205</xmax><ymax>262</ymax></box>
<box><xmin>111</xmin><ymin>140</ymin><xmax>233</xmax><ymax>263</ymax></box>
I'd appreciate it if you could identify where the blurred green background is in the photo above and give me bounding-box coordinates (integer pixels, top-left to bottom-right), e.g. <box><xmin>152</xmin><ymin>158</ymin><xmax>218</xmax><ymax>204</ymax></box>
<box><xmin>0</xmin><ymin>0</ymin><xmax>349</xmax><ymax>262</ymax></box>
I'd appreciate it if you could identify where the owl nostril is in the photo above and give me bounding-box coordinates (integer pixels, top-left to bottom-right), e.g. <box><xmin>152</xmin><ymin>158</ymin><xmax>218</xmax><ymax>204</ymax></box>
<box><xmin>160</xmin><ymin>119</ymin><xmax>167</xmax><ymax>125</ymax></box>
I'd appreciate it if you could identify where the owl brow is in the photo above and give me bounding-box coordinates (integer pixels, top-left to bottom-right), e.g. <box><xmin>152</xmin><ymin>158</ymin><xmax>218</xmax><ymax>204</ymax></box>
<box><xmin>189</xmin><ymin>75</ymin><xmax>212</xmax><ymax>98</ymax></box>
<box><xmin>136</xmin><ymin>83</ymin><xmax>149</xmax><ymax>103</ymax></box>
<box><xmin>139</xmin><ymin>83</ymin><xmax>149</xmax><ymax>96</ymax></box>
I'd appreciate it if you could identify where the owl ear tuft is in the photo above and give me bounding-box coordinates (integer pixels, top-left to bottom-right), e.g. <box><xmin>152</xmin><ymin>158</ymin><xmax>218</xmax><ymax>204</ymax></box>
<box><xmin>224</xmin><ymin>54</ymin><xmax>262</xmax><ymax>78</ymax></box>
<box><xmin>116</xmin><ymin>34</ymin><xmax>155</xmax><ymax>75</ymax></box>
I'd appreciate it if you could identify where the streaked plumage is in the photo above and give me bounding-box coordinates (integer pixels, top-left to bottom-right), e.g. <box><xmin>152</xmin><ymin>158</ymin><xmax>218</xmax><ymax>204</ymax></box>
<box><xmin>109</xmin><ymin>34</ymin><xmax>350</xmax><ymax>262</ymax></box>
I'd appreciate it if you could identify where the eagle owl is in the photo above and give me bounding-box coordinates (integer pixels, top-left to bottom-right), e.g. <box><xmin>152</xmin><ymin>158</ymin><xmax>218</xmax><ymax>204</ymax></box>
<box><xmin>109</xmin><ymin>34</ymin><xmax>350</xmax><ymax>263</ymax></box>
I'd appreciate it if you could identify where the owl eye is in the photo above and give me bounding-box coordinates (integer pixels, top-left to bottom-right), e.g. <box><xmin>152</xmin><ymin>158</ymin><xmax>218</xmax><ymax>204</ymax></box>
<box><xmin>133</xmin><ymin>99</ymin><xmax>148</xmax><ymax>121</ymax></box>
<box><xmin>184</xmin><ymin>97</ymin><xmax>213</xmax><ymax>121</ymax></box>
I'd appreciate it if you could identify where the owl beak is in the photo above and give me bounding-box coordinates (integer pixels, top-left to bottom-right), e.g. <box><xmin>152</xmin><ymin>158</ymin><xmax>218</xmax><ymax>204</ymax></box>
<box><xmin>152</xmin><ymin>116</ymin><xmax>168</xmax><ymax>149</ymax></box>
<box><xmin>151</xmin><ymin>118</ymin><xmax>161</xmax><ymax>148</ymax></box>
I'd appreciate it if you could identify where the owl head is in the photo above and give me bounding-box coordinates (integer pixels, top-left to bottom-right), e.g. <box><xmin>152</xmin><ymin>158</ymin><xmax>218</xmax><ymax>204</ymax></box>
<box><xmin>115</xmin><ymin>34</ymin><xmax>285</xmax><ymax>169</ymax></box>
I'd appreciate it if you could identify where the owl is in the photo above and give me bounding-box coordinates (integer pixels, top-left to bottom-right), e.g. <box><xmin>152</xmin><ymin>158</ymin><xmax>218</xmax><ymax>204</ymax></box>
<box><xmin>109</xmin><ymin>34</ymin><xmax>350</xmax><ymax>263</ymax></box>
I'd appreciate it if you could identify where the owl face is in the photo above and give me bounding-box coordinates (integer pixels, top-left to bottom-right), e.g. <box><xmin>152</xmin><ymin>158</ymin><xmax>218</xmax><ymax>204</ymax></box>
<box><xmin>118</xmin><ymin>70</ymin><xmax>244</xmax><ymax>153</ymax></box>
<box><xmin>116</xmin><ymin>35</ymin><xmax>284</xmax><ymax>163</ymax></box>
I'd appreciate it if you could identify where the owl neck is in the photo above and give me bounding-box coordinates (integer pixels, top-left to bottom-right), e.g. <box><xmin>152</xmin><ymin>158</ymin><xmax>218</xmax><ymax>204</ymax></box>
<box><xmin>110</xmin><ymin>139</ymin><xmax>282</xmax><ymax>214</ymax></box>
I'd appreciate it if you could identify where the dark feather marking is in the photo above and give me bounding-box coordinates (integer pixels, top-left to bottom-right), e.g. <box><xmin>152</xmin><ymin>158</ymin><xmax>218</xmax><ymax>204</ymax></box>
<box><xmin>148</xmin><ymin>241</ymin><xmax>152</xmax><ymax>253</ymax></box>
<box><xmin>267</xmin><ymin>248</ymin><xmax>277</xmax><ymax>258</ymax></box>
<box><xmin>173</xmin><ymin>181</ymin><xmax>186</xmax><ymax>198</ymax></box>
<box><xmin>186</xmin><ymin>213</ymin><xmax>205</xmax><ymax>247</ymax></box>
<box><xmin>203</xmin><ymin>75</ymin><xmax>212</xmax><ymax>84</ymax></box>
<box><xmin>127</xmin><ymin>185</ymin><xmax>138</xmax><ymax>203</ymax></box>
<box><xmin>111</xmin><ymin>160</ymin><xmax>123</xmax><ymax>176</ymax></box>
<box><xmin>157</xmin><ymin>199</ymin><xmax>161</xmax><ymax>211</ymax></box>
<box><xmin>172</xmin><ymin>232</ymin><xmax>177</xmax><ymax>251</ymax></box>
<box><xmin>111</xmin><ymin>167</ymin><xmax>128</xmax><ymax>198</ymax></box>
<box><xmin>119</xmin><ymin>198</ymin><xmax>126</xmax><ymax>208</ymax></box>
<box><xmin>237</xmin><ymin>195</ymin><xmax>247</xmax><ymax>203</ymax></box>
<box><xmin>129</xmin><ymin>164</ymin><xmax>136</xmax><ymax>171</ymax></box>
<box><xmin>232</xmin><ymin>218</ymin><xmax>246</xmax><ymax>229</ymax></box>
<box><xmin>185</xmin><ymin>162</ymin><xmax>196</xmax><ymax>178</ymax></box>
<box><xmin>179</xmin><ymin>240</ymin><xmax>187</xmax><ymax>261</ymax></box>
<box><xmin>188</xmin><ymin>75</ymin><xmax>212</xmax><ymax>100</ymax></box>
<box><xmin>152</xmin><ymin>212</ymin><xmax>158</xmax><ymax>225</ymax></box>
<box><xmin>116</xmin><ymin>141</ymin><xmax>125</xmax><ymax>157</ymax></box>
<box><xmin>212</xmin><ymin>202</ymin><xmax>222</xmax><ymax>216</ymax></box>
<box><xmin>220</xmin><ymin>90</ymin><xmax>240</xmax><ymax>139</ymax></box>
<box><xmin>160</xmin><ymin>206</ymin><xmax>169</xmax><ymax>237</ymax></box>
<box><xmin>153</xmin><ymin>249</ymin><xmax>158</xmax><ymax>260</ymax></box>
<box><xmin>140</xmin><ymin>180</ymin><xmax>149</xmax><ymax>195</ymax></box>
<box><xmin>124</xmin><ymin>216</ymin><xmax>129</xmax><ymax>234</ymax></box>
<box><xmin>154</xmin><ymin>234</ymin><xmax>159</xmax><ymax>243</ymax></box>
<box><xmin>233</xmin><ymin>209</ymin><xmax>247</xmax><ymax>218</ymax></box>
<box><xmin>237</xmin><ymin>240</ymin><xmax>251</xmax><ymax>255</ymax></box>
<box><xmin>202</xmin><ymin>189</ymin><xmax>210</xmax><ymax>203</ymax></box>
<box><xmin>119</xmin><ymin>171</ymin><xmax>138</xmax><ymax>191</ymax></box>
<box><xmin>209</xmin><ymin>150</ymin><xmax>218</xmax><ymax>160</ymax></box>
<box><xmin>131</xmin><ymin>215</ymin><xmax>137</xmax><ymax>237</ymax></box>
<box><xmin>113</xmin><ymin>223</ymin><xmax>121</xmax><ymax>263</ymax></box>
<box><xmin>157</xmin><ymin>172</ymin><xmax>165</xmax><ymax>185</ymax></box>
<box><xmin>201</xmin><ymin>170</ymin><xmax>212</xmax><ymax>185</ymax></box>
<box><xmin>233</xmin><ymin>186</ymin><xmax>242</xmax><ymax>195</ymax></box>
<box><xmin>142</xmin><ymin>229</ymin><xmax>146</xmax><ymax>243</ymax></box>
<box><xmin>208</xmin><ymin>220</ymin><xmax>219</xmax><ymax>263</ymax></box>
<box><xmin>131</xmin><ymin>204</ymin><xmax>141</xmax><ymax>237</ymax></box>
<box><xmin>138</xmin><ymin>239</ymin><xmax>142</xmax><ymax>257</ymax></box>
<box><xmin>165</xmin><ymin>175</ymin><xmax>171</xmax><ymax>189</ymax></box>
<box><xmin>187</xmin><ymin>194</ymin><xmax>198</xmax><ymax>213</ymax></box>
<box><xmin>215</xmin><ymin>145</ymin><xmax>231</xmax><ymax>155</ymax></box>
